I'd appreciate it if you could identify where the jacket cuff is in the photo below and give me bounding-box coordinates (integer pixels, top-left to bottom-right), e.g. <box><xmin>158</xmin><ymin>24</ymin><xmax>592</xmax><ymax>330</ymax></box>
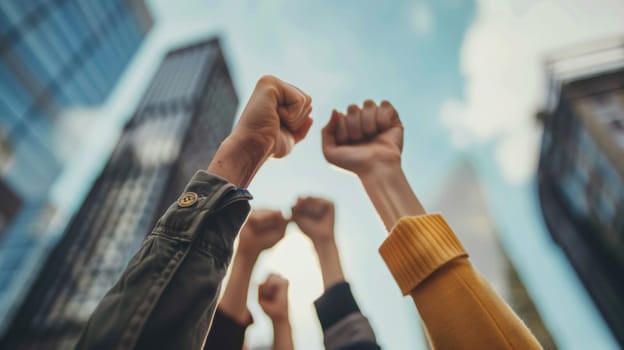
<box><xmin>314</xmin><ymin>282</ymin><xmax>360</xmax><ymax>331</ymax></box>
<box><xmin>323</xmin><ymin>313</ymin><xmax>379</xmax><ymax>350</ymax></box>
<box><xmin>204</xmin><ymin>308</ymin><xmax>253</xmax><ymax>349</ymax></box>
<box><xmin>378</xmin><ymin>214</ymin><xmax>467</xmax><ymax>295</ymax></box>
<box><xmin>153</xmin><ymin>171</ymin><xmax>252</xmax><ymax>242</ymax></box>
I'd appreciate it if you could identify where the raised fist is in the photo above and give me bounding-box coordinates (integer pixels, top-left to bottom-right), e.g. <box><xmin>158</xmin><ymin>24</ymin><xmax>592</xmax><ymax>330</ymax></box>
<box><xmin>232</xmin><ymin>75</ymin><xmax>313</xmax><ymax>159</ymax></box>
<box><xmin>322</xmin><ymin>100</ymin><xmax>403</xmax><ymax>176</ymax></box>
<box><xmin>291</xmin><ymin>197</ymin><xmax>335</xmax><ymax>245</ymax></box>
<box><xmin>258</xmin><ymin>274</ymin><xmax>290</xmax><ymax>322</ymax></box>
<box><xmin>237</xmin><ymin>210</ymin><xmax>288</xmax><ymax>258</ymax></box>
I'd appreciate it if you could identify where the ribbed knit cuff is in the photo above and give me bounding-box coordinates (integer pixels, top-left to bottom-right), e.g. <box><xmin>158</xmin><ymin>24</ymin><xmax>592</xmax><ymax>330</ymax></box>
<box><xmin>379</xmin><ymin>214</ymin><xmax>467</xmax><ymax>295</ymax></box>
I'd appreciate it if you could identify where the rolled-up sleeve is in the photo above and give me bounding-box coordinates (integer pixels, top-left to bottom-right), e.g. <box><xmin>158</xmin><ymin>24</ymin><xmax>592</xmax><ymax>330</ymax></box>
<box><xmin>76</xmin><ymin>171</ymin><xmax>253</xmax><ymax>350</ymax></box>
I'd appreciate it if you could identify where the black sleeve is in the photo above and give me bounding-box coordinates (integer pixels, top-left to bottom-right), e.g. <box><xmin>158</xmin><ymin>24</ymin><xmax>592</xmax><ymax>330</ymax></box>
<box><xmin>314</xmin><ymin>282</ymin><xmax>362</xmax><ymax>331</ymax></box>
<box><xmin>314</xmin><ymin>282</ymin><xmax>382</xmax><ymax>350</ymax></box>
<box><xmin>204</xmin><ymin>308</ymin><xmax>253</xmax><ymax>350</ymax></box>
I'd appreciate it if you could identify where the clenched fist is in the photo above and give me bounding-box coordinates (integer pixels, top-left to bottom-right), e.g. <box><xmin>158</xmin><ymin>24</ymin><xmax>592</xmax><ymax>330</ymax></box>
<box><xmin>322</xmin><ymin>100</ymin><xmax>403</xmax><ymax>176</ymax></box>
<box><xmin>208</xmin><ymin>76</ymin><xmax>313</xmax><ymax>188</ymax></box>
<box><xmin>258</xmin><ymin>274</ymin><xmax>290</xmax><ymax>322</ymax></box>
<box><xmin>291</xmin><ymin>197</ymin><xmax>335</xmax><ymax>245</ymax></box>
<box><xmin>237</xmin><ymin>210</ymin><xmax>288</xmax><ymax>258</ymax></box>
<box><xmin>233</xmin><ymin>75</ymin><xmax>313</xmax><ymax>159</ymax></box>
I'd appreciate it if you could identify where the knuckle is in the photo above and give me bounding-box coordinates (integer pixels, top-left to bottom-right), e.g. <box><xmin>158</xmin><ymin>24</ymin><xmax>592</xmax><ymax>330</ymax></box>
<box><xmin>382</xmin><ymin>102</ymin><xmax>399</xmax><ymax>117</ymax></box>
<box><xmin>363</xmin><ymin>99</ymin><xmax>376</xmax><ymax>107</ymax></box>
<box><xmin>257</xmin><ymin>74</ymin><xmax>277</xmax><ymax>86</ymax></box>
<box><xmin>297</xmin><ymin>94</ymin><xmax>306</xmax><ymax>105</ymax></box>
<box><xmin>379</xmin><ymin>103</ymin><xmax>393</xmax><ymax>113</ymax></box>
<box><xmin>380</xmin><ymin>99</ymin><xmax>392</xmax><ymax>107</ymax></box>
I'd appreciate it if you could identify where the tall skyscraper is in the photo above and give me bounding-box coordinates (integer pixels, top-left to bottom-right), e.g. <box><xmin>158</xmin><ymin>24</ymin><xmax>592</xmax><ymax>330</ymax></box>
<box><xmin>0</xmin><ymin>0</ymin><xmax>152</xmax><ymax>337</ymax></box>
<box><xmin>0</xmin><ymin>37</ymin><xmax>239</xmax><ymax>349</ymax></box>
<box><xmin>537</xmin><ymin>39</ymin><xmax>624</xmax><ymax>346</ymax></box>
<box><xmin>433</xmin><ymin>159</ymin><xmax>558</xmax><ymax>349</ymax></box>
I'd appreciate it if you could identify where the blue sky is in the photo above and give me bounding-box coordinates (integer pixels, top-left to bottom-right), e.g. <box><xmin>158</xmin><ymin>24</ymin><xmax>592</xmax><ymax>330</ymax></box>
<box><xmin>52</xmin><ymin>0</ymin><xmax>624</xmax><ymax>348</ymax></box>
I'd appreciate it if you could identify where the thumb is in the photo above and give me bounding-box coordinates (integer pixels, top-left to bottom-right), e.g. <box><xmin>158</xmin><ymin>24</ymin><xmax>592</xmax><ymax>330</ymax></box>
<box><xmin>272</xmin><ymin>126</ymin><xmax>295</xmax><ymax>158</ymax></box>
<box><xmin>322</xmin><ymin>110</ymin><xmax>340</xmax><ymax>152</ymax></box>
<box><xmin>276</xmin><ymin>81</ymin><xmax>312</xmax><ymax>132</ymax></box>
<box><xmin>292</xmin><ymin>115</ymin><xmax>313</xmax><ymax>143</ymax></box>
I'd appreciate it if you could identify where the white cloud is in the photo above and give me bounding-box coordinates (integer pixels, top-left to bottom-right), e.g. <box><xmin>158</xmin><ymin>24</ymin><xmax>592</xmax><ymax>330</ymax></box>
<box><xmin>411</xmin><ymin>2</ymin><xmax>436</xmax><ymax>37</ymax></box>
<box><xmin>441</xmin><ymin>0</ymin><xmax>624</xmax><ymax>184</ymax></box>
<box><xmin>495</xmin><ymin>125</ymin><xmax>542</xmax><ymax>184</ymax></box>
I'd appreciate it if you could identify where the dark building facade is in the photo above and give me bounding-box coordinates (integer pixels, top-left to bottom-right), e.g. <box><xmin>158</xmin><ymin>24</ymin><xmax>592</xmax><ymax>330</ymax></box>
<box><xmin>537</xmin><ymin>43</ymin><xmax>624</xmax><ymax>346</ymax></box>
<box><xmin>0</xmin><ymin>0</ymin><xmax>152</xmax><ymax>333</ymax></box>
<box><xmin>0</xmin><ymin>38</ymin><xmax>239</xmax><ymax>349</ymax></box>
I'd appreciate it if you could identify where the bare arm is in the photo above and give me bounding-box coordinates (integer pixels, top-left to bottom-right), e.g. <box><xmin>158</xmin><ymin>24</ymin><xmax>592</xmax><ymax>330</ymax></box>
<box><xmin>314</xmin><ymin>240</ymin><xmax>345</xmax><ymax>289</ymax></box>
<box><xmin>292</xmin><ymin>196</ymin><xmax>380</xmax><ymax>350</ymax></box>
<box><xmin>259</xmin><ymin>274</ymin><xmax>294</xmax><ymax>350</ymax></box>
<box><xmin>291</xmin><ymin>197</ymin><xmax>345</xmax><ymax>289</ymax></box>
<box><xmin>204</xmin><ymin>210</ymin><xmax>289</xmax><ymax>349</ymax></box>
<box><xmin>272</xmin><ymin>320</ymin><xmax>295</xmax><ymax>350</ymax></box>
<box><xmin>359</xmin><ymin>166</ymin><xmax>425</xmax><ymax>231</ymax></box>
<box><xmin>218</xmin><ymin>210</ymin><xmax>288</xmax><ymax>323</ymax></box>
<box><xmin>218</xmin><ymin>253</ymin><xmax>256</xmax><ymax>324</ymax></box>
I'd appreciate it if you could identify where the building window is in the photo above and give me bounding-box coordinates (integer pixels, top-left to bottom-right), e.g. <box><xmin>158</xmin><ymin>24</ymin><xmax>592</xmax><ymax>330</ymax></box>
<box><xmin>0</xmin><ymin>62</ymin><xmax>32</xmax><ymax>122</ymax></box>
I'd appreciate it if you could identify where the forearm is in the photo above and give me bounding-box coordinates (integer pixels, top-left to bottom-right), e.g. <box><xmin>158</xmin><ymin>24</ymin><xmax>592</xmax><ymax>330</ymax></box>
<box><xmin>314</xmin><ymin>240</ymin><xmax>346</xmax><ymax>290</ymax></box>
<box><xmin>218</xmin><ymin>251</ymin><xmax>257</xmax><ymax>324</ymax></box>
<box><xmin>379</xmin><ymin>215</ymin><xmax>541</xmax><ymax>349</ymax></box>
<box><xmin>207</xmin><ymin>135</ymin><xmax>268</xmax><ymax>188</ymax></box>
<box><xmin>202</xmin><ymin>135</ymin><xmax>262</xmax><ymax>324</ymax></box>
<box><xmin>411</xmin><ymin>259</ymin><xmax>542</xmax><ymax>349</ymax></box>
<box><xmin>359</xmin><ymin>165</ymin><xmax>426</xmax><ymax>231</ymax></box>
<box><xmin>272</xmin><ymin>320</ymin><xmax>295</xmax><ymax>350</ymax></box>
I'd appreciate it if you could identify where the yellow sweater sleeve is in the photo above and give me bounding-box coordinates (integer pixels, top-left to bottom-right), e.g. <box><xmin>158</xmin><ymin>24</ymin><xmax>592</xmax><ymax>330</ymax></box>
<box><xmin>379</xmin><ymin>214</ymin><xmax>543</xmax><ymax>350</ymax></box>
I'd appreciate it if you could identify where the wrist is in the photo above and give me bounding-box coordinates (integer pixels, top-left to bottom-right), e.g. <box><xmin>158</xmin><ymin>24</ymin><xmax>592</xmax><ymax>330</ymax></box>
<box><xmin>271</xmin><ymin>315</ymin><xmax>291</xmax><ymax>328</ymax></box>
<box><xmin>207</xmin><ymin>134</ymin><xmax>270</xmax><ymax>188</ymax></box>
<box><xmin>313</xmin><ymin>237</ymin><xmax>337</xmax><ymax>253</ymax></box>
<box><xmin>229</xmin><ymin>130</ymin><xmax>273</xmax><ymax>160</ymax></box>
<box><xmin>358</xmin><ymin>163</ymin><xmax>426</xmax><ymax>231</ymax></box>
<box><xmin>235</xmin><ymin>248</ymin><xmax>260</xmax><ymax>263</ymax></box>
<box><xmin>357</xmin><ymin>161</ymin><xmax>402</xmax><ymax>184</ymax></box>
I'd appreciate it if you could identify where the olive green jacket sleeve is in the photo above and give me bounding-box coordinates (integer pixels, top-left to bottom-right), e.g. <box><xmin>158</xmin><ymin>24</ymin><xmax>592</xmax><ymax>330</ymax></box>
<box><xmin>75</xmin><ymin>171</ymin><xmax>252</xmax><ymax>350</ymax></box>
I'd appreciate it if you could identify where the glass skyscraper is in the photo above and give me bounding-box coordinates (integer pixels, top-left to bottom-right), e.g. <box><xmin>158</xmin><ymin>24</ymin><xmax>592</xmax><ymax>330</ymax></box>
<box><xmin>537</xmin><ymin>40</ymin><xmax>624</xmax><ymax>346</ymax></box>
<box><xmin>0</xmin><ymin>0</ymin><xmax>152</xmax><ymax>336</ymax></box>
<box><xmin>0</xmin><ymin>37</ymin><xmax>238</xmax><ymax>349</ymax></box>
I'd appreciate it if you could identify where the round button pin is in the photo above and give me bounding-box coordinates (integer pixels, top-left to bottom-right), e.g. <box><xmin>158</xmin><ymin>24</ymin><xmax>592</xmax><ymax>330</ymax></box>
<box><xmin>178</xmin><ymin>192</ymin><xmax>198</xmax><ymax>207</ymax></box>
